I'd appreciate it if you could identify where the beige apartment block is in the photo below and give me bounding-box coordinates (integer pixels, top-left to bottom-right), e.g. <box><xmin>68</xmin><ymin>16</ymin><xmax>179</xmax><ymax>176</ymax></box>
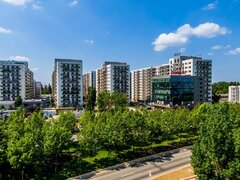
<box><xmin>96</xmin><ymin>61</ymin><xmax>130</xmax><ymax>100</ymax></box>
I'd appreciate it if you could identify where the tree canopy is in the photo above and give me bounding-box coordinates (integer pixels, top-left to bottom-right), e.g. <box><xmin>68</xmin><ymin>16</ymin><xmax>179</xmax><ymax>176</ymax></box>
<box><xmin>191</xmin><ymin>103</ymin><xmax>240</xmax><ymax>179</ymax></box>
<box><xmin>212</xmin><ymin>81</ymin><xmax>240</xmax><ymax>94</ymax></box>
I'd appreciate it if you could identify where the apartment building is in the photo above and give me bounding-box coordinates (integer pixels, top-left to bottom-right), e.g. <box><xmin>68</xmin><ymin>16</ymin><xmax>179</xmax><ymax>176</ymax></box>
<box><xmin>0</xmin><ymin>60</ymin><xmax>34</xmax><ymax>101</ymax></box>
<box><xmin>52</xmin><ymin>59</ymin><xmax>83</xmax><ymax>107</ymax></box>
<box><xmin>25</xmin><ymin>69</ymin><xmax>35</xmax><ymax>99</ymax></box>
<box><xmin>228</xmin><ymin>86</ymin><xmax>240</xmax><ymax>103</ymax></box>
<box><xmin>96</xmin><ymin>61</ymin><xmax>130</xmax><ymax>99</ymax></box>
<box><xmin>175</xmin><ymin>56</ymin><xmax>212</xmax><ymax>103</ymax></box>
<box><xmin>131</xmin><ymin>64</ymin><xmax>170</xmax><ymax>102</ymax></box>
<box><xmin>131</xmin><ymin>67</ymin><xmax>154</xmax><ymax>102</ymax></box>
<box><xmin>83</xmin><ymin>71</ymin><xmax>96</xmax><ymax>100</ymax></box>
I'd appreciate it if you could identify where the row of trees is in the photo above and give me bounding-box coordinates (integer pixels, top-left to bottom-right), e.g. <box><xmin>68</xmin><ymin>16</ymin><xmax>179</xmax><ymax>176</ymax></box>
<box><xmin>0</xmin><ymin>109</ymin><xmax>76</xmax><ymax>179</ymax></box>
<box><xmin>212</xmin><ymin>81</ymin><xmax>240</xmax><ymax>94</ymax></box>
<box><xmin>41</xmin><ymin>84</ymin><xmax>52</xmax><ymax>95</ymax></box>
<box><xmin>1</xmin><ymin>97</ymin><xmax>240</xmax><ymax>179</ymax></box>
<box><xmin>85</xmin><ymin>89</ymin><xmax>128</xmax><ymax>111</ymax></box>
<box><xmin>191</xmin><ymin>103</ymin><xmax>240</xmax><ymax>179</ymax></box>
<box><xmin>78</xmin><ymin>106</ymin><xmax>196</xmax><ymax>156</ymax></box>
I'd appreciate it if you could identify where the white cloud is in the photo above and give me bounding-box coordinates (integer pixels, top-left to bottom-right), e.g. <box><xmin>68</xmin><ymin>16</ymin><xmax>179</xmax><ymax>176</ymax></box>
<box><xmin>179</xmin><ymin>48</ymin><xmax>186</xmax><ymax>53</ymax></box>
<box><xmin>0</xmin><ymin>27</ymin><xmax>12</xmax><ymax>34</ymax></box>
<box><xmin>84</xmin><ymin>39</ymin><xmax>94</xmax><ymax>44</ymax></box>
<box><xmin>211</xmin><ymin>44</ymin><xmax>231</xmax><ymax>50</ymax></box>
<box><xmin>203</xmin><ymin>1</ymin><xmax>218</xmax><ymax>10</ymax></box>
<box><xmin>32</xmin><ymin>3</ymin><xmax>42</xmax><ymax>10</ymax></box>
<box><xmin>2</xmin><ymin>0</ymin><xmax>32</xmax><ymax>6</ymax></box>
<box><xmin>226</xmin><ymin>48</ymin><xmax>240</xmax><ymax>55</ymax></box>
<box><xmin>152</xmin><ymin>22</ymin><xmax>230</xmax><ymax>52</ymax></box>
<box><xmin>208</xmin><ymin>52</ymin><xmax>214</xmax><ymax>56</ymax></box>
<box><xmin>31</xmin><ymin>67</ymin><xmax>39</xmax><ymax>71</ymax></box>
<box><xmin>69</xmin><ymin>0</ymin><xmax>78</xmax><ymax>7</ymax></box>
<box><xmin>10</xmin><ymin>55</ymin><xmax>31</xmax><ymax>61</ymax></box>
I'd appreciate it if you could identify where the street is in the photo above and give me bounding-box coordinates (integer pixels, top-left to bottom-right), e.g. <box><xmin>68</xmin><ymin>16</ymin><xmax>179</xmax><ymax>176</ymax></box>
<box><xmin>72</xmin><ymin>148</ymin><xmax>192</xmax><ymax>180</ymax></box>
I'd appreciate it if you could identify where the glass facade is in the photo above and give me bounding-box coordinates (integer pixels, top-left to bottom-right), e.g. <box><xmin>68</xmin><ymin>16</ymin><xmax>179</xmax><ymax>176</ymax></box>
<box><xmin>152</xmin><ymin>76</ymin><xmax>195</xmax><ymax>105</ymax></box>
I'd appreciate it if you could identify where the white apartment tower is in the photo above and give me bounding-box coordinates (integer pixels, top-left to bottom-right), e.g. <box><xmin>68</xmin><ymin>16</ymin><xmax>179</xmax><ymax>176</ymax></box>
<box><xmin>228</xmin><ymin>86</ymin><xmax>240</xmax><ymax>103</ymax></box>
<box><xmin>83</xmin><ymin>71</ymin><xmax>96</xmax><ymax>100</ymax></box>
<box><xmin>96</xmin><ymin>61</ymin><xmax>130</xmax><ymax>99</ymax></box>
<box><xmin>52</xmin><ymin>59</ymin><xmax>83</xmax><ymax>107</ymax></box>
<box><xmin>0</xmin><ymin>60</ymin><xmax>34</xmax><ymax>101</ymax></box>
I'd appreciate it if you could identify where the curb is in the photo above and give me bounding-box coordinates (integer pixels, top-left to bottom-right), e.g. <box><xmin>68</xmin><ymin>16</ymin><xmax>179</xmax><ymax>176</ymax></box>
<box><xmin>69</xmin><ymin>145</ymin><xmax>192</xmax><ymax>180</ymax></box>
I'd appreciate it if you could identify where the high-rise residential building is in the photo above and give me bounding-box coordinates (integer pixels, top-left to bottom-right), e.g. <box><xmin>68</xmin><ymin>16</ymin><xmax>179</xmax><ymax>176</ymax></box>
<box><xmin>152</xmin><ymin>75</ymin><xmax>197</xmax><ymax>106</ymax></box>
<box><xmin>131</xmin><ymin>64</ymin><xmax>170</xmax><ymax>102</ymax></box>
<box><xmin>131</xmin><ymin>67</ymin><xmax>155</xmax><ymax>102</ymax></box>
<box><xmin>35</xmin><ymin>81</ymin><xmax>42</xmax><ymax>99</ymax></box>
<box><xmin>96</xmin><ymin>61</ymin><xmax>130</xmax><ymax>99</ymax></box>
<box><xmin>170</xmin><ymin>55</ymin><xmax>212</xmax><ymax>103</ymax></box>
<box><xmin>0</xmin><ymin>60</ymin><xmax>34</xmax><ymax>101</ymax></box>
<box><xmin>228</xmin><ymin>86</ymin><xmax>240</xmax><ymax>103</ymax></box>
<box><xmin>25</xmin><ymin>69</ymin><xmax>35</xmax><ymax>99</ymax></box>
<box><xmin>52</xmin><ymin>59</ymin><xmax>83</xmax><ymax>108</ymax></box>
<box><xmin>83</xmin><ymin>71</ymin><xmax>96</xmax><ymax>100</ymax></box>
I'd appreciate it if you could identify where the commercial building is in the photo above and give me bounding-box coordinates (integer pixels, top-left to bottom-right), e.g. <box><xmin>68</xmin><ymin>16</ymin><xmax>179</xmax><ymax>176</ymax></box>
<box><xmin>170</xmin><ymin>55</ymin><xmax>212</xmax><ymax>103</ymax></box>
<box><xmin>0</xmin><ymin>60</ymin><xmax>35</xmax><ymax>101</ymax></box>
<box><xmin>83</xmin><ymin>71</ymin><xmax>96</xmax><ymax>101</ymax></box>
<box><xmin>35</xmin><ymin>81</ymin><xmax>42</xmax><ymax>99</ymax></box>
<box><xmin>228</xmin><ymin>86</ymin><xmax>240</xmax><ymax>103</ymax></box>
<box><xmin>131</xmin><ymin>64</ymin><xmax>170</xmax><ymax>102</ymax></box>
<box><xmin>96</xmin><ymin>61</ymin><xmax>130</xmax><ymax>99</ymax></box>
<box><xmin>131</xmin><ymin>54</ymin><xmax>212</xmax><ymax>104</ymax></box>
<box><xmin>52</xmin><ymin>59</ymin><xmax>83</xmax><ymax>108</ymax></box>
<box><xmin>152</xmin><ymin>75</ymin><xmax>197</xmax><ymax>106</ymax></box>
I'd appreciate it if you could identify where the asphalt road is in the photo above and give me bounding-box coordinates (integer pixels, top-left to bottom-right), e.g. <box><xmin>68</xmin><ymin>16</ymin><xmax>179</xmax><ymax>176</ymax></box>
<box><xmin>89</xmin><ymin>149</ymin><xmax>192</xmax><ymax>180</ymax></box>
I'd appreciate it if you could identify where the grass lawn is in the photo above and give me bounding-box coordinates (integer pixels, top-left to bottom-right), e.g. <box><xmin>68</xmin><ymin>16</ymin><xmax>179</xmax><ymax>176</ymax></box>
<box><xmin>81</xmin><ymin>134</ymin><xmax>196</xmax><ymax>168</ymax></box>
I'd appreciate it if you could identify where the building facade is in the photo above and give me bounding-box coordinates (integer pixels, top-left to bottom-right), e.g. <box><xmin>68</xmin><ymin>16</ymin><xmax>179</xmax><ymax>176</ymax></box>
<box><xmin>35</xmin><ymin>81</ymin><xmax>42</xmax><ymax>99</ymax></box>
<box><xmin>131</xmin><ymin>67</ymin><xmax>155</xmax><ymax>102</ymax></box>
<box><xmin>83</xmin><ymin>71</ymin><xmax>96</xmax><ymax>101</ymax></box>
<box><xmin>0</xmin><ymin>60</ymin><xmax>34</xmax><ymax>101</ymax></box>
<box><xmin>131</xmin><ymin>64</ymin><xmax>170</xmax><ymax>102</ymax></box>
<box><xmin>152</xmin><ymin>75</ymin><xmax>197</xmax><ymax>106</ymax></box>
<box><xmin>228</xmin><ymin>86</ymin><xmax>240</xmax><ymax>103</ymax></box>
<box><xmin>25</xmin><ymin>69</ymin><xmax>35</xmax><ymax>99</ymax></box>
<box><xmin>96</xmin><ymin>61</ymin><xmax>130</xmax><ymax>100</ymax></box>
<box><xmin>52</xmin><ymin>59</ymin><xmax>83</xmax><ymax>107</ymax></box>
<box><xmin>169</xmin><ymin>55</ymin><xmax>212</xmax><ymax>103</ymax></box>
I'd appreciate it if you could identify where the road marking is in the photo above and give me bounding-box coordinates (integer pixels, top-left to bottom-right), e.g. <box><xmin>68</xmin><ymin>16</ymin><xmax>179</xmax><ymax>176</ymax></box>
<box><xmin>121</xmin><ymin>172</ymin><xmax>135</xmax><ymax>178</ymax></box>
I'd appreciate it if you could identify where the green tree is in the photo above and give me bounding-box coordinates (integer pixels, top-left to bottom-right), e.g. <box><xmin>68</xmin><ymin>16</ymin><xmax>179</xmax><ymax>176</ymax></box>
<box><xmin>7</xmin><ymin>109</ymin><xmax>45</xmax><ymax>179</ymax></box>
<box><xmin>110</xmin><ymin>92</ymin><xmax>128</xmax><ymax>108</ymax></box>
<box><xmin>0</xmin><ymin>105</ymin><xmax>4</xmax><ymax>110</ymax></box>
<box><xmin>51</xmin><ymin>96</ymin><xmax>55</xmax><ymax>107</ymax></box>
<box><xmin>15</xmin><ymin>96</ymin><xmax>22</xmax><ymax>107</ymax></box>
<box><xmin>43</xmin><ymin>112</ymin><xmax>76</xmax><ymax>174</ymax></box>
<box><xmin>212</xmin><ymin>81</ymin><xmax>240</xmax><ymax>94</ymax></box>
<box><xmin>48</xmin><ymin>84</ymin><xmax>52</xmax><ymax>94</ymax></box>
<box><xmin>0</xmin><ymin>120</ymin><xmax>7</xmax><ymax>166</ymax></box>
<box><xmin>96</xmin><ymin>91</ymin><xmax>111</xmax><ymax>111</ymax></box>
<box><xmin>85</xmin><ymin>87</ymin><xmax>96</xmax><ymax>111</ymax></box>
<box><xmin>191</xmin><ymin>103</ymin><xmax>236</xmax><ymax>179</ymax></box>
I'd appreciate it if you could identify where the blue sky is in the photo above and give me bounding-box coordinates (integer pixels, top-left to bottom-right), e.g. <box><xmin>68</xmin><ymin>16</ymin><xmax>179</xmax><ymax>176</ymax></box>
<box><xmin>0</xmin><ymin>0</ymin><xmax>240</xmax><ymax>84</ymax></box>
